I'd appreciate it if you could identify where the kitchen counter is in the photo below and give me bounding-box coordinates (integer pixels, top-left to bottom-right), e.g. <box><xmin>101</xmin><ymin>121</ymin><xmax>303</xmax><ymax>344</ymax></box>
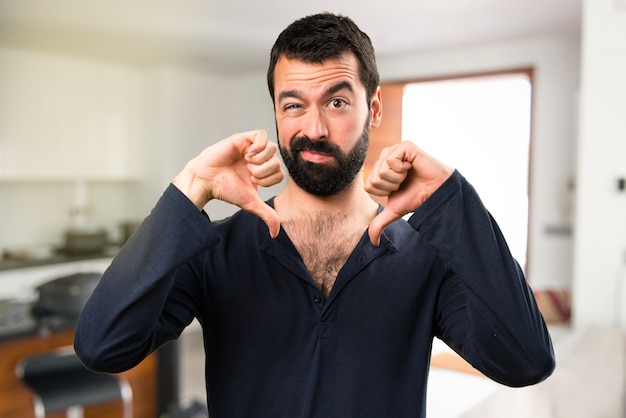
<box><xmin>0</xmin><ymin>256</ymin><xmax>115</xmax><ymax>340</ymax></box>
<box><xmin>0</xmin><ymin>256</ymin><xmax>114</xmax><ymax>301</ymax></box>
<box><xmin>0</xmin><ymin>250</ymin><xmax>117</xmax><ymax>272</ymax></box>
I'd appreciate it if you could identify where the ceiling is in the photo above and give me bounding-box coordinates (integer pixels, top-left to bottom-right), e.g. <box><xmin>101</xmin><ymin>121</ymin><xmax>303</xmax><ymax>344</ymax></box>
<box><xmin>0</xmin><ymin>0</ymin><xmax>582</xmax><ymax>74</ymax></box>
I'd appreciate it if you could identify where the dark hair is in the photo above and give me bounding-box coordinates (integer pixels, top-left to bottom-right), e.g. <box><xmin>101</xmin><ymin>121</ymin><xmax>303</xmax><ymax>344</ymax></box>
<box><xmin>267</xmin><ymin>12</ymin><xmax>379</xmax><ymax>103</ymax></box>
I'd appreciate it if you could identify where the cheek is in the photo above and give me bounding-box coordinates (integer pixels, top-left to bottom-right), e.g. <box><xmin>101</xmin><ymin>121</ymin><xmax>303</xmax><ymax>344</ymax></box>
<box><xmin>328</xmin><ymin>114</ymin><xmax>366</xmax><ymax>143</ymax></box>
<box><xmin>276</xmin><ymin>115</ymin><xmax>298</xmax><ymax>139</ymax></box>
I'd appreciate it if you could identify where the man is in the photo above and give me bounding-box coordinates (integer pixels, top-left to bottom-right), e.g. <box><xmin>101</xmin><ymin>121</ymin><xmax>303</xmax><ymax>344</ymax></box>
<box><xmin>75</xmin><ymin>12</ymin><xmax>554</xmax><ymax>418</ymax></box>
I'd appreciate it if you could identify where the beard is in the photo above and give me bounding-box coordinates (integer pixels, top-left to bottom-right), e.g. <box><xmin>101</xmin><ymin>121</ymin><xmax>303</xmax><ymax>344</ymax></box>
<box><xmin>279</xmin><ymin>118</ymin><xmax>370</xmax><ymax>197</ymax></box>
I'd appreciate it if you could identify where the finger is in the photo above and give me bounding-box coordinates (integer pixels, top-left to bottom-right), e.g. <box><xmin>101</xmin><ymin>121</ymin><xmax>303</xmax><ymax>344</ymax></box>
<box><xmin>244</xmin><ymin>130</ymin><xmax>270</xmax><ymax>157</ymax></box>
<box><xmin>253</xmin><ymin>169</ymin><xmax>285</xmax><ymax>188</ymax></box>
<box><xmin>226</xmin><ymin>129</ymin><xmax>264</xmax><ymax>152</ymax></box>
<box><xmin>247</xmin><ymin>154</ymin><xmax>285</xmax><ymax>187</ymax></box>
<box><xmin>245</xmin><ymin>133</ymin><xmax>281</xmax><ymax>174</ymax></box>
<box><xmin>387</xmin><ymin>152</ymin><xmax>413</xmax><ymax>172</ymax></box>
<box><xmin>241</xmin><ymin>198</ymin><xmax>282</xmax><ymax>239</ymax></box>
<box><xmin>364</xmin><ymin>156</ymin><xmax>387</xmax><ymax>194</ymax></box>
<box><xmin>368</xmin><ymin>207</ymin><xmax>402</xmax><ymax>246</ymax></box>
<box><xmin>378</xmin><ymin>164</ymin><xmax>408</xmax><ymax>183</ymax></box>
<box><xmin>366</xmin><ymin>145</ymin><xmax>412</xmax><ymax>190</ymax></box>
<box><xmin>365</xmin><ymin>162</ymin><xmax>409</xmax><ymax>196</ymax></box>
<box><xmin>365</xmin><ymin>180</ymin><xmax>397</xmax><ymax>197</ymax></box>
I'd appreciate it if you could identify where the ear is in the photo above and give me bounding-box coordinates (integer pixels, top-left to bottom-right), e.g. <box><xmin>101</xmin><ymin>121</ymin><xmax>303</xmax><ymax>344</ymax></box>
<box><xmin>369</xmin><ymin>86</ymin><xmax>383</xmax><ymax>128</ymax></box>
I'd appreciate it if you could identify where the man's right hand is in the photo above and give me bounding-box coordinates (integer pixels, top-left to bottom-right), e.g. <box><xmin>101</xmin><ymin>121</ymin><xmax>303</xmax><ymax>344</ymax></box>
<box><xmin>172</xmin><ymin>130</ymin><xmax>285</xmax><ymax>238</ymax></box>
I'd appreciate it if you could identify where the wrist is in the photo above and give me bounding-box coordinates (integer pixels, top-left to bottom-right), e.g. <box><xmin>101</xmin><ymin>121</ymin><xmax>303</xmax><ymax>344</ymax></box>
<box><xmin>172</xmin><ymin>166</ymin><xmax>212</xmax><ymax>210</ymax></box>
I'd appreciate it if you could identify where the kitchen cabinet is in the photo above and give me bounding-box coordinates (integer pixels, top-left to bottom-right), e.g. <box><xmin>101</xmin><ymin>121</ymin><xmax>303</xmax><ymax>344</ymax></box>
<box><xmin>0</xmin><ymin>258</ymin><xmax>166</xmax><ymax>417</ymax></box>
<box><xmin>0</xmin><ymin>328</ymin><xmax>157</xmax><ymax>418</ymax></box>
<box><xmin>0</xmin><ymin>48</ymin><xmax>145</xmax><ymax>180</ymax></box>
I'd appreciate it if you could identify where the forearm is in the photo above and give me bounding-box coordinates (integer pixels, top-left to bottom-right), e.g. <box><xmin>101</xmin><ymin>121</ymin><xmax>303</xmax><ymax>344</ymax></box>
<box><xmin>172</xmin><ymin>160</ymin><xmax>214</xmax><ymax>210</ymax></box>
<box><xmin>410</xmin><ymin>170</ymin><xmax>554</xmax><ymax>386</ymax></box>
<box><xmin>74</xmin><ymin>184</ymin><xmax>218</xmax><ymax>372</ymax></box>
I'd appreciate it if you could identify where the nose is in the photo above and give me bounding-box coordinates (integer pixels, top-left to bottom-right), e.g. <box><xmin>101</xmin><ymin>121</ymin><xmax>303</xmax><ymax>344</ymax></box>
<box><xmin>301</xmin><ymin>106</ymin><xmax>329</xmax><ymax>141</ymax></box>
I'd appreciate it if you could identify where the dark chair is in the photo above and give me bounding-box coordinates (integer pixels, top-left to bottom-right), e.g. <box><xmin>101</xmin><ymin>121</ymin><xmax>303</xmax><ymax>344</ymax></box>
<box><xmin>15</xmin><ymin>346</ymin><xmax>132</xmax><ymax>418</ymax></box>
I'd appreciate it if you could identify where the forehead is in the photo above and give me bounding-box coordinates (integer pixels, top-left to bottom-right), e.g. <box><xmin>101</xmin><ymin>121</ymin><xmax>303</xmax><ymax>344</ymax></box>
<box><xmin>273</xmin><ymin>53</ymin><xmax>364</xmax><ymax>98</ymax></box>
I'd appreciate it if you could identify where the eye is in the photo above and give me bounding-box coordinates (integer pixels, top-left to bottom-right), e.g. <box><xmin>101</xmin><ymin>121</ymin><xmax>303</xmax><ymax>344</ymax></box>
<box><xmin>281</xmin><ymin>103</ymin><xmax>305</xmax><ymax>115</ymax></box>
<box><xmin>284</xmin><ymin>103</ymin><xmax>301</xmax><ymax>111</ymax></box>
<box><xmin>329</xmin><ymin>98</ymin><xmax>347</xmax><ymax>109</ymax></box>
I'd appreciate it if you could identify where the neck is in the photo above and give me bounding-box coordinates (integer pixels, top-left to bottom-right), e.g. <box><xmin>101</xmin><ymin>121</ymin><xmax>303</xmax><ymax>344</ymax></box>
<box><xmin>275</xmin><ymin>172</ymin><xmax>379</xmax><ymax>221</ymax></box>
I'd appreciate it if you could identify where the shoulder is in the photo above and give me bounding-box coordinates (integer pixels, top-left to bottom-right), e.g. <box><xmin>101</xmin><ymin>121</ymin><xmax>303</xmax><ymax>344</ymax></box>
<box><xmin>210</xmin><ymin>205</ymin><xmax>271</xmax><ymax>244</ymax></box>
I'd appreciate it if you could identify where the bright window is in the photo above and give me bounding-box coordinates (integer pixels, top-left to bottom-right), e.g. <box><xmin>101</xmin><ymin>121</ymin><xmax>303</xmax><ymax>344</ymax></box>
<box><xmin>402</xmin><ymin>72</ymin><xmax>532</xmax><ymax>270</ymax></box>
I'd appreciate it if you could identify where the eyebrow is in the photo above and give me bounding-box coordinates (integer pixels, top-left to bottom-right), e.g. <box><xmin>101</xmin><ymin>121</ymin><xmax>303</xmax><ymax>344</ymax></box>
<box><xmin>277</xmin><ymin>80</ymin><xmax>355</xmax><ymax>103</ymax></box>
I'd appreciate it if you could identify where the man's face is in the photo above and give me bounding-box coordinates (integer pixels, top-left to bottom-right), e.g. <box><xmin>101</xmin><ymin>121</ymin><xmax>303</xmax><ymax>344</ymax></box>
<box><xmin>279</xmin><ymin>116</ymin><xmax>371</xmax><ymax>197</ymax></box>
<box><xmin>273</xmin><ymin>53</ymin><xmax>381</xmax><ymax>197</ymax></box>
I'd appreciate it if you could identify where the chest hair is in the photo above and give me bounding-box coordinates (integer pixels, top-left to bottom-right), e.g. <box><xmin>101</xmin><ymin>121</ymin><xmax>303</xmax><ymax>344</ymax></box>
<box><xmin>282</xmin><ymin>212</ymin><xmax>366</xmax><ymax>298</ymax></box>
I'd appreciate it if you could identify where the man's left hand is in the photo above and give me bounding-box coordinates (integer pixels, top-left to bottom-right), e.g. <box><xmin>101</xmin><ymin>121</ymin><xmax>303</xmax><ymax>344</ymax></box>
<box><xmin>365</xmin><ymin>141</ymin><xmax>454</xmax><ymax>246</ymax></box>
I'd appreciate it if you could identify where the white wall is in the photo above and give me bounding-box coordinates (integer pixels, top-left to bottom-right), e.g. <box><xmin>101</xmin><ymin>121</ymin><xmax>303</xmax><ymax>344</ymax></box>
<box><xmin>0</xmin><ymin>181</ymin><xmax>146</xmax><ymax>250</ymax></box>
<box><xmin>0</xmin><ymin>49</ymin><xmax>150</xmax><ymax>250</ymax></box>
<box><xmin>572</xmin><ymin>0</ymin><xmax>626</xmax><ymax>327</ymax></box>
<box><xmin>377</xmin><ymin>34</ymin><xmax>581</xmax><ymax>290</ymax></box>
<box><xmin>0</xmin><ymin>58</ymin><xmax>282</xmax><ymax>252</ymax></box>
<box><xmin>141</xmin><ymin>67</ymin><xmax>283</xmax><ymax>222</ymax></box>
<box><xmin>141</xmin><ymin>67</ymin><xmax>238</xmax><ymax>208</ymax></box>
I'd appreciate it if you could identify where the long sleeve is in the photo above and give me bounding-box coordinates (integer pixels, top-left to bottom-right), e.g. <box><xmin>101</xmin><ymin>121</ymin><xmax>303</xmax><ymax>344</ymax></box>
<box><xmin>409</xmin><ymin>170</ymin><xmax>555</xmax><ymax>387</ymax></box>
<box><xmin>74</xmin><ymin>184</ymin><xmax>218</xmax><ymax>372</ymax></box>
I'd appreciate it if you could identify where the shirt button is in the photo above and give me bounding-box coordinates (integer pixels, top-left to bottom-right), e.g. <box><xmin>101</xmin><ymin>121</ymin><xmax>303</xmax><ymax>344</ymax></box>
<box><xmin>313</xmin><ymin>296</ymin><xmax>322</xmax><ymax>304</ymax></box>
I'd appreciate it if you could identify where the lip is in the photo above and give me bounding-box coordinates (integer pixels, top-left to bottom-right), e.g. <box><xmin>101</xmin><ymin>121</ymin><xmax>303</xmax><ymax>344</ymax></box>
<box><xmin>300</xmin><ymin>149</ymin><xmax>333</xmax><ymax>163</ymax></box>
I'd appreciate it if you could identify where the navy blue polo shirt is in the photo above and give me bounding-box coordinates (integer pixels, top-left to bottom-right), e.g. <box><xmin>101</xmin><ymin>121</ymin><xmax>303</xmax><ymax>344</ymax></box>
<box><xmin>75</xmin><ymin>170</ymin><xmax>554</xmax><ymax>418</ymax></box>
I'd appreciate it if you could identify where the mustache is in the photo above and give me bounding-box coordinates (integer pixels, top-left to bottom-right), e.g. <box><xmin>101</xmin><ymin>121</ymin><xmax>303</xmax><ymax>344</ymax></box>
<box><xmin>290</xmin><ymin>136</ymin><xmax>343</xmax><ymax>157</ymax></box>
